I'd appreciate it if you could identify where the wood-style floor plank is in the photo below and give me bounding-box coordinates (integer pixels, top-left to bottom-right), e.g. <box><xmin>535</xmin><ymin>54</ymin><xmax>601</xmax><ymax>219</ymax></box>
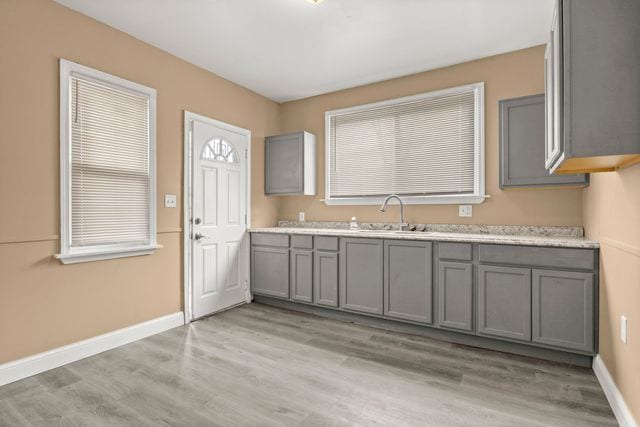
<box><xmin>0</xmin><ymin>303</ymin><xmax>616</xmax><ymax>426</ymax></box>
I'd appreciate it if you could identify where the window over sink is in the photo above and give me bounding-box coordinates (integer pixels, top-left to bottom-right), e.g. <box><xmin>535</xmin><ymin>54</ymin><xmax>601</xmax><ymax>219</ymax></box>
<box><xmin>324</xmin><ymin>82</ymin><xmax>485</xmax><ymax>205</ymax></box>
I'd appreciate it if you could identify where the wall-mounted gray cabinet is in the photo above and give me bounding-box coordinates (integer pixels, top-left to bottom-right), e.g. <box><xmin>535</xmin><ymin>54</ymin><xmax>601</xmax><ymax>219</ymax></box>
<box><xmin>437</xmin><ymin>261</ymin><xmax>473</xmax><ymax>332</ymax></box>
<box><xmin>265</xmin><ymin>131</ymin><xmax>316</xmax><ymax>195</ymax></box>
<box><xmin>532</xmin><ymin>269</ymin><xmax>594</xmax><ymax>352</ymax></box>
<box><xmin>477</xmin><ymin>265</ymin><xmax>532</xmax><ymax>342</ymax></box>
<box><xmin>545</xmin><ymin>0</ymin><xmax>640</xmax><ymax>173</ymax></box>
<box><xmin>250</xmin><ymin>232</ymin><xmax>598</xmax><ymax>358</ymax></box>
<box><xmin>384</xmin><ymin>240</ymin><xmax>433</xmax><ymax>324</ymax></box>
<box><xmin>499</xmin><ymin>94</ymin><xmax>587</xmax><ymax>188</ymax></box>
<box><xmin>340</xmin><ymin>238</ymin><xmax>384</xmax><ymax>315</ymax></box>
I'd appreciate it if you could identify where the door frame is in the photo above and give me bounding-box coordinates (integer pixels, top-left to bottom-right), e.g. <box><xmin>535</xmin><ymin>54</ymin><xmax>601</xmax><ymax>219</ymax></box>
<box><xmin>182</xmin><ymin>110</ymin><xmax>252</xmax><ymax>324</ymax></box>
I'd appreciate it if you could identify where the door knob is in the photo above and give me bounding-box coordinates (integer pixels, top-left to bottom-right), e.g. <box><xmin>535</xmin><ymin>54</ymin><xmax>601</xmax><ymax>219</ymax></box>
<box><xmin>194</xmin><ymin>232</ymin><xmax>208</xmax><ymax>241</ymax></box>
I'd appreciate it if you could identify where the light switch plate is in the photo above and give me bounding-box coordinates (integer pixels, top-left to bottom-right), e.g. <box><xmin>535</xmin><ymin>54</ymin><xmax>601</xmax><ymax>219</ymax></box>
<box><xmin>459</xmin><ymin>205</ymin><xmax>472</xmax><ymax>217</ymax></box>
<box><xmin>621</xmin><ymin>315</ymin><xmax>628</xmax><ymax>344</ymax></box>
<box><xmin>164</xmin><ymin>194</ymin><xmax>177</xmax><ymax>208</ymax></box>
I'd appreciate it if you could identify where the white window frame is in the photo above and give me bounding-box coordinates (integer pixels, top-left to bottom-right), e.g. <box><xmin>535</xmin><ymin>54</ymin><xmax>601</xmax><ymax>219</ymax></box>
<box><xmin>56</xmin><ymin>59</ymin><xmax>158</xmax><ymax>264</ymax></box>
<box><xmin>324</xmin><ymin>82</ymin><xmax>485</xmax><ymax>205</ymax></box>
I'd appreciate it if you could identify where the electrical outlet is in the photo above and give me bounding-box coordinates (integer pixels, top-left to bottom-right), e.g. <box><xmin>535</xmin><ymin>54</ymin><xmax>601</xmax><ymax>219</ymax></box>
<box><xmin>299</xmin><ymin>212</ymin><xmax>305</xmax><ymax>222</ymax></box>
<box><xmin>164</xmin><ymin>194</ymin><xmax>177</xmax><ymax>208</ymax></box>
<box><xmin>459</xmin><ymin>205</ymin><xmax>472</xmax><ymax>217</ymax></box>
<box><xmin>621</xmin><ymin>315</ymin><xmax>628</xmax><ymax>344</ymax></box>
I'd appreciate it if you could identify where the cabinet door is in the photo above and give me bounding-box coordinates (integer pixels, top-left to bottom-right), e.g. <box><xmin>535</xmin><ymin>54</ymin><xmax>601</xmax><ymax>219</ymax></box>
<box><xmin>549</xmin><ymin>3</ymin><xmax>563</xmax><ymax>169</ymax></box>
<box><xmin>265</xmin><ymin>133</ymin><xmax>303</xmax><ymax>194</ymax></box>
<box><xmin>251</xmin><ymin>246</ymin><xmax>289</xmax><ymax>299</ymax></box>
<box><xmin>477</xmin><ymin>265</ymin><xmax>531</xmax><ymax>342</ymax></box>
<box><xmin>340</xmin><ymin>238</ymin><xmax>384</xmax><ymax>315</ymax></box>
<box><xmin>532</xmin><ymin>269</ymin><xmax>594</xmax><ymax>352</ymax></box>
<box><xmin>384</xmin><ymin>240</ymin><xmax>433</xmax><ymax>324</ymax></box>
<box><xmin>544</xmin><ymin>7</ymin><xmax>563</xmax><ymax>170</ymax></box>
<box><xmin>290</xmin><ymin>249</ymin><xmax>313</xmax><ymax>303</ymax></box>
<box><xmin>314</xmin><ymin>251</ymin><xmax>338</xmax><ymax>307</ymax></box>
<box><xmin>437</xmin><ymin>262</ymin><xmax>473</xmax><ymax>332</ymax></box>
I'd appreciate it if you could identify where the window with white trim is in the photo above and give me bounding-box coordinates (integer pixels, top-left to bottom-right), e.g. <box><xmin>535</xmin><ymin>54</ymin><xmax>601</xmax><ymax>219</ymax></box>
<box><xmin>325</xmin><ymin>82</ymin><xmax>484</xmax><ymax>205</ymax></box>
<box><xmin>57</xmin><ymin>59</ymin><xmax>157</xmax><ymax>264</ymax></box>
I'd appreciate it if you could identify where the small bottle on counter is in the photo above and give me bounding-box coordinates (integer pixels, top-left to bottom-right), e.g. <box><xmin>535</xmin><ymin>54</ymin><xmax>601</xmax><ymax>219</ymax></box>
<box><xmin>350</xmin><ymin>217</ymin><xmax>359</xmax><ymax>230</ymax></box>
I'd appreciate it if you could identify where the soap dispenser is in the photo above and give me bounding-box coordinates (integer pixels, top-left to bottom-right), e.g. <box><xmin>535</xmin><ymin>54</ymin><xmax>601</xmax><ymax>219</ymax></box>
<box><xmin>350</xmin><ymin>217</ymin><xmax>359</xmax><ymax>230</ymax></box>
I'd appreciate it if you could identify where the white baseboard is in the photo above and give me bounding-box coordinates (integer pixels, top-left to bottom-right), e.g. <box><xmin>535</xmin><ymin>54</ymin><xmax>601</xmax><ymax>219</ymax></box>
<box><xmin>0</xmin><ymin>311</ymin><xmax>185</xmax><ymax>387</ymax></box>
<box><xmin>593</xmin><ymin>354</ymin><xmax>638</xmax><ymax>427</ymax></box>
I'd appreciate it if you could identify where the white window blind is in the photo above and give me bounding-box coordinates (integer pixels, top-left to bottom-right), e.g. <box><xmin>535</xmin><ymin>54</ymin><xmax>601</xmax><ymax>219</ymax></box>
<box><xmin>58</xmin><ymin>59</ymin><xmax>157</xmax><ymax>264</ymax></box>
<box><xmin>71</xmin><ymin>77</ymin><xmax>150</xmax><ymax>246</ymax></box>
<box><xmin>326</xmin><ymin>83</ymin><xmax>484</xmax><ymax>204</ymax></box>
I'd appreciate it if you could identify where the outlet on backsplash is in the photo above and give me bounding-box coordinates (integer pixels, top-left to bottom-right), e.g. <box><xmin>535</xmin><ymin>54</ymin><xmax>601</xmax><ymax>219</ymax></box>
<box><xmin>458</xmin><ymin>205</ymin><xmax>472</xmax><ymax>217</ymax></box>
<box><xmin>298</xmin><ymin>212</ymin><xmax>305</xmax><ymax>222</ymax></box>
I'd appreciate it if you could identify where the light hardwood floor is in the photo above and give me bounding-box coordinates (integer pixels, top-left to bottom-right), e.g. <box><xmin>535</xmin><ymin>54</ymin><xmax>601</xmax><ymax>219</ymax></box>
<box><xmin>0</xmin><ymin>303</ymin><xmax>616</xmax><ymax>426</ymax></box>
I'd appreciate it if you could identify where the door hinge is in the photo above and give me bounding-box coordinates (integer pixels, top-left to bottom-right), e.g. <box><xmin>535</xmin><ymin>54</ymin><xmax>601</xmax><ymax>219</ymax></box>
<box><xmin>244</xmin><ymin>213</ymin><xmax>247</xmax><ymax>225</ymax></box>
<box><xmin>245</xmin><ymin>148</ymin><xmax>248</xmax><ymax>159</ymax></box>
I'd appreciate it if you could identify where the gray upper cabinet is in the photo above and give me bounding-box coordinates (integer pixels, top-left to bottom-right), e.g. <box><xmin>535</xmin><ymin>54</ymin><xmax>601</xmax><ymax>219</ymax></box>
<box><xmin>437</xmin><ymin>261</ymin><xmax>473</xmax><ymax>332</ymax></box>
<box><xmin>499</xmin><ymin>94</ymin><xmax>587</xmax><ymax>188</ymax></box>
<box><xmin>477</xmin><ymin>265</ymin><xmax>532</xmax><ymax>342</ymax></box>
<box><xmin>265</xmin><ymin>131</ymin><xmax>316</xmax><ymax>195</ymax></box>
<box><xmin>532</xmin><ymin>269</ymin><xmax>594</xmax><ymax>352</ymax></box>
<box><xmin>546</xmin><ymin>0</ymin><xmax>640</xmax><ymax>173</ymax></box>
<box><xmin>290</xmin><ymin>249</ymin><xmax>313</xmax><ymax>303</ymax></box>
<box><xmin>251</xmin><ymin>246</ymin><xmax>290</xmax><ymax>299</ymax></box>
<box><xmin>384</xmin><ymin>240</ymin><xmax>433</xmax><ymax>324</ymax></box>
<box><xmin>340</xmin><ymin>238</ymin><xmax>384</xmax><ymax>315</ymax></box>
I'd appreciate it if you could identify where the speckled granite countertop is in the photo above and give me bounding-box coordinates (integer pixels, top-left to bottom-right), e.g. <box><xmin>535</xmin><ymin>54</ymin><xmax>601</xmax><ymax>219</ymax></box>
<box><xmin>249</xmin><ymin>222</ymin><xmax>599</xmax><ymax>249</ymax></box>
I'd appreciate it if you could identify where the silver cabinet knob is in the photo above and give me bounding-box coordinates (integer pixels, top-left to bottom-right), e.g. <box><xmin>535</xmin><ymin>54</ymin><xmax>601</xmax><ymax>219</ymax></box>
<box><xmin>194</xmin><ymin>232</ymin><xmax>208</xmax><ymax>240</ymax></box>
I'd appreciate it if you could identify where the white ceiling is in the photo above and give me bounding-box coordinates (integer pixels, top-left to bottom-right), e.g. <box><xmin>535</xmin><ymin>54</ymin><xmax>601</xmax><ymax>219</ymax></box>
<box><xmin>55</xmin><ymin>0</ymin><xmax>554</xmax><ymax>102</ymax></box>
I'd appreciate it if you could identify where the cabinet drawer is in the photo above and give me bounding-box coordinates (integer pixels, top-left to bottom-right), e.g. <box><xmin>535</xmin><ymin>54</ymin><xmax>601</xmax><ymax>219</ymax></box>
<box><xmin>291</xmin><ymin>235</ymin><xmax>313</xmax><ymax>249</ymax></box>
<box><xmin>251</xmin><ymin>233</ymin><xmax>289</xmax><ymax>248</ymax></box>
<box><xmin>439</xmin><ymin>242</ymin><xmax>472</xmax><ymax>261</ymax></box>
<box><xmin>478</xmin><ymin>244</ymin><xmax>595</xmax><ymax>271</ymax></box>
<box><xmin>315</xmin><ymin>236</ymin><xmax>339</xmax><ymax>251</ymax></box>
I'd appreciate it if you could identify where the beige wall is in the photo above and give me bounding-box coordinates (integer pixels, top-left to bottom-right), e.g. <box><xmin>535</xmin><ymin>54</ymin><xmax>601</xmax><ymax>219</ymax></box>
<box><xmin>5</xmin><ymin>10</ymin><xmax>633</xmax><ymax>421</ymax></box>
<box><xmin>0</xmin><ymin>0</ymin><xmax>280</xmax><ymax>364</ymax></box>
<box><xmin>278</xmin><ymin>46</ymin><xmax>583</xmax><ymax>226</ymax></box>
<box><xmin>583</xmin><ymin>163</ymin><xmax>640</xmax><ymax>419</ymax></box>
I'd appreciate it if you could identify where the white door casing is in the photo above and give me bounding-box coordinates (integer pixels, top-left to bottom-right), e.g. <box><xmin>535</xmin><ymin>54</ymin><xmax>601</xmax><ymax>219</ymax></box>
<box><xmin>184</xmin><ymin>112</ymin><xmax>250</xmax><ymax>321</ymax></box>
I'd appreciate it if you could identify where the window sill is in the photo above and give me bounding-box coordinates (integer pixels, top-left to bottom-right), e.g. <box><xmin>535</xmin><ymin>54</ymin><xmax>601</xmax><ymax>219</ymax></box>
<box><xmin>324</xmin><ymin>194</ymin><xmax>488</xmax><ymax>206</ymax></box>
<box><xmin>54</xmin><ymin>244</ymin><xmax>163</xmax><ymax>264</ymax></box>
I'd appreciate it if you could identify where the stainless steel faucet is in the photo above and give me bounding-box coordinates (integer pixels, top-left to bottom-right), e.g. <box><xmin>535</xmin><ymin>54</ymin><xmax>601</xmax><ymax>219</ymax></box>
<box><xmin>379</xmin><ymin>194</ymin><xmax>408</xmax><ymax>231</ymax></box>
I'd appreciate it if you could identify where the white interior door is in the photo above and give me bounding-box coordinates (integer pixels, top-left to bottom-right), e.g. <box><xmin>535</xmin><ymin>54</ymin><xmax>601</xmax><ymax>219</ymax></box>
<box><xmin>190</xmin><ymin>118</ymin><xmax>248</xmax><ymax>319</ymax></box>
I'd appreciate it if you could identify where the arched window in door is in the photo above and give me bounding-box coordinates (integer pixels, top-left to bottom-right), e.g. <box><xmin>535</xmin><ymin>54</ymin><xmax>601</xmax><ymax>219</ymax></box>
<box><xmin>201</xmin><ymin>137</ymin><xmax>239</xmax><ymax>163</ymax></box>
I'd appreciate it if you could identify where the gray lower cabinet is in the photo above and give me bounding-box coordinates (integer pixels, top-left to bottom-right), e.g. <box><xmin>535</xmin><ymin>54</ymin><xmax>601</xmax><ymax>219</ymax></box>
<box><xmin>290</xmin><ymin>249</ymin><xmax>313</xmax><ymax>303</ymax></box>
<box><xmin>532</xmin><ymin>269</ymin><xmax>594</xmax><ymax>352</ymax></box>
<box><xmin>477</xmin><ymin>265</ymin><xmax>532</xmax><ymax>342</ymax></box>
<box><xmin>340</xmin><ymin>238</ymin><xmax>384</xmax><ymax>315</ymax></box>
<box><xmin>251</xmin><ymin>246</ymin><xmax>290</xmax><ymax>298</ymax></box>
<box><xmin>314</xmin><ymin>251</ymin><xmax>339</xmax><ymax>307</ymax></box>
<box><xmin>438</xmin><ymin>262</ymin><xmax>473</xmax><ymax>332</ymax></box>
<box><xmin>384</xmin><ymin>240</ymin><xmax>433</xmax><ymax>324</ymax></box>
<box><xmin>250</xmin><ymin>232</ymin><xmax>598</xmax><ymax>357</ymax></box>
